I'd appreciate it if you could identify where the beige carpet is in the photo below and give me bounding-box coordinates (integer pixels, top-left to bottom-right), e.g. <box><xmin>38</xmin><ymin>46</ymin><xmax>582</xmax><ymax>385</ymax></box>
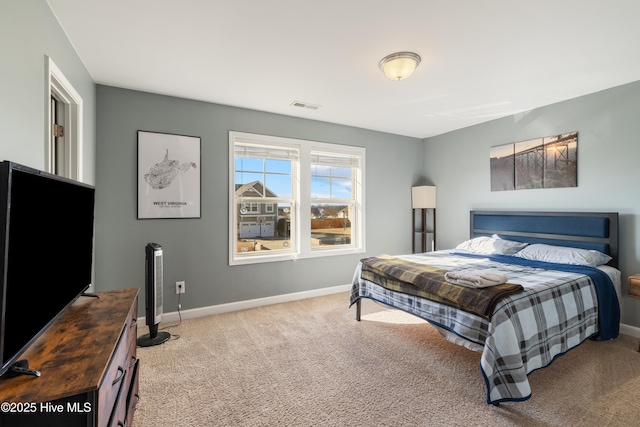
<box><xmin>133</xmin><ymin>293</ymin><xmax>640</xmax><ymax>426</ymax></box>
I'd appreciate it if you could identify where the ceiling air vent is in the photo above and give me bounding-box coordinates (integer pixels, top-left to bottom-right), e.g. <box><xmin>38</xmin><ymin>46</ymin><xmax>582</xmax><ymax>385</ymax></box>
<box><xmin>290</xmin><ymin>101</ymin><xmax>320</xmax><ymax>110</ymax></box>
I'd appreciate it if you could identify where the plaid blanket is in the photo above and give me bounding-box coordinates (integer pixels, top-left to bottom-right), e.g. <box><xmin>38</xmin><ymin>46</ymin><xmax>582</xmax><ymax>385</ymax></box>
<box><xmin>350</xmin><ymin>251</ymin><xmax>620</xmax><ymax>404</ymax></box>
<box><xmin>360</xmin><ymin>254</ymin><xmax>523</xmax><ymax>319</ymax></box>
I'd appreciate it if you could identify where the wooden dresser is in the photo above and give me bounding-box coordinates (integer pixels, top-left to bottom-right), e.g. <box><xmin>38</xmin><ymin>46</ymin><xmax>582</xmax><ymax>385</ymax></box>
<box><xmin>0</xmin><ymin>288</ymin><xmax>139</xmax><ymax>427</ymax></box>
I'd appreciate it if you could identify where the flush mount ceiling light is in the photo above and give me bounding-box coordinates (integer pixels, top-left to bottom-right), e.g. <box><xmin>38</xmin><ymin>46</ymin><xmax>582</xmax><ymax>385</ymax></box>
<box><xmin>378</xmin><ymin>52</ymin><xmax>421</xmax><ymax>81</ymax></box>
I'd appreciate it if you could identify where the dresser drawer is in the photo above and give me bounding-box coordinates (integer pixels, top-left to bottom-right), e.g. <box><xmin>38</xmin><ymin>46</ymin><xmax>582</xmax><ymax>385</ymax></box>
<box><xmin>124</xmin><ymin>358</ymin><xmax>140</xmax><ymax>427</ymax></box>
<box><xmin>96</xmin><ymin>326</ymin><xmax>129</xmax><ymax>427</ymax></box>
<box><xmin>121</xmin><ymin>297</ymin><xmax>138</xmax><ymax>358</ymax></box>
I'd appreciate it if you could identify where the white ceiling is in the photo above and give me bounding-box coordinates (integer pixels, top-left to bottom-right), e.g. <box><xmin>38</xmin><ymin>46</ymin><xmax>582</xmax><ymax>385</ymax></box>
<box><xmin>46</xmin><ymin>0</ymin><xmax>640</xmax><ymax>139</ymax></box>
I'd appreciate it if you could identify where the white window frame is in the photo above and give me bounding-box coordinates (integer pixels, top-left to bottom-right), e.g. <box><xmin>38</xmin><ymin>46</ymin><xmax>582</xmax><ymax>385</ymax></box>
<box><xmin>229</xmin><ymin>131</ymin><xmax>365</xmax><ymax>265</ymax></box>
<box><xmin>45</xmin><ymin>56</ymin><xmax>84</xmax><ymax>182</ymax></box>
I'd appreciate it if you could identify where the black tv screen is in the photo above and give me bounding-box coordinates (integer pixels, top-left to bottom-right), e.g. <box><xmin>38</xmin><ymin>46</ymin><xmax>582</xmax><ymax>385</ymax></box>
<box><xmin>0</xmin><ymin>161</ymin><xmax>95</xmax><ymax>376</ymax></box>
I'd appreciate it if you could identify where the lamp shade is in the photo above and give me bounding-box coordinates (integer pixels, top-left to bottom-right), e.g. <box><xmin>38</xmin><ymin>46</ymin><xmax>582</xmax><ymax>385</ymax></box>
<box><xmin>379</xmin><ymin>52</ymin><xmax>421</xmax><ymax>81</ymax></box>
<box><xmin>412</xmin><ymin>186</ymin><xmax>436</xmax><ymax>209</ymax></box>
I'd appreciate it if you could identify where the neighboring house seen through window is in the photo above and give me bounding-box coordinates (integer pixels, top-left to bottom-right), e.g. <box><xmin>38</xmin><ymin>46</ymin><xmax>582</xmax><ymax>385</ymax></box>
<box><xmin>229</xmin><ymin>132</ymin><xmax>365</xmax><ymax>265</ymax></box>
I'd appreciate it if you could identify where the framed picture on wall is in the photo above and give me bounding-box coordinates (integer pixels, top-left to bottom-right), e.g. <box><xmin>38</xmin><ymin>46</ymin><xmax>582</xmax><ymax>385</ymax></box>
<box><xmin>137</xmin><ymin>130</ymin><xmax>201</xmax><ymax>219</ymax></box>
<box><xmin>490</xmin><ymin>131</ymin><xmax>577</xmax><ymax>192</ymax></box>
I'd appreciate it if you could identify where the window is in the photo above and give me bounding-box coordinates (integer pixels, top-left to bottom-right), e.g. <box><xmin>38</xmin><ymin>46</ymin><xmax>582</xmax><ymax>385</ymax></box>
<box><xmin>229</xmin><ymin>132</ymin><xmax>365</xmax><ymax>265</ymax></box>
<box><xmin>310</xmin><ymin>151</ymin><xmax>358</xmax><ymax>249</ymax></box>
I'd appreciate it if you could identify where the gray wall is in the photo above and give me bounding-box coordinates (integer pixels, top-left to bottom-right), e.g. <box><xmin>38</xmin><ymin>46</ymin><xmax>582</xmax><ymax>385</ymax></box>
<box><xmin>423</xmin><ymin>81</ymin><xmax>640</xmax><ymax>327</ymax></box>
<box><xmin>95</xmin><ymin>85</ymin><xmax>423</xmax><ymax>315</ymax></box>
<box><xmin>0</xmin><ymin>1</ymin><xmax>96</xmax><ymax>182</ymax></box>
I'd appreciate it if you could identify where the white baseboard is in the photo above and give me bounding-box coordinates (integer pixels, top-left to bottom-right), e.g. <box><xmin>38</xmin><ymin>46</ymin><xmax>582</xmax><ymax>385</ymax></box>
<box><xmin>620</xmin><ymin>323</ymin><xmax>640</xmax><ymax>339</ymax></box>
<box><xmin>140</xmin><ymin>285</ymin><xmax>640</xmax><ymax>341</ymax></box>
<box><xmin>139</xmin><ymin>284</ymin><xmax>351</xmax><ymax>327</ymax></box>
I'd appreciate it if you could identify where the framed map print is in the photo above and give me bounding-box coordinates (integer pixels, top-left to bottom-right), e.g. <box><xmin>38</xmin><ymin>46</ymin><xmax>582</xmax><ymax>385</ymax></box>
<box><xmin>137</xmin><ymin>130</ymin><xmax>201</xmax><ymax>219</ymax></box>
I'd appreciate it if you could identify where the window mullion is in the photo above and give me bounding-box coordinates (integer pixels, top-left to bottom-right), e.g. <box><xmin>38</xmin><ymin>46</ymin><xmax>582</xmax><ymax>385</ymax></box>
<box><xmin>298</xmin><ymin>146</ymin><xmax>311</xmax><ymax>254</ymax></box>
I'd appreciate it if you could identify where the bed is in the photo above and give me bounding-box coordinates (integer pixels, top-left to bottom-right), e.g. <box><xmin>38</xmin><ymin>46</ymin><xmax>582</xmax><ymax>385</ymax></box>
<box><xmin>350</xmin><ymin>211</ymin><xmax>621</xmax><ymax>405</ymax></box>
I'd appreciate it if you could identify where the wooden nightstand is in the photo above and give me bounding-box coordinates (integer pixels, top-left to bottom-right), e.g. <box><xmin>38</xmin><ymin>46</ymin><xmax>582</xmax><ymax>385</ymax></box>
<box><xmin>627</xmin><ymin>274</ymin><xmax>640</xmax><ymax>352</ymax></box>
<box><xmin>629</xmin><ymin>274</ymin><xmax>640</xmax><ymax>299</ymax></box>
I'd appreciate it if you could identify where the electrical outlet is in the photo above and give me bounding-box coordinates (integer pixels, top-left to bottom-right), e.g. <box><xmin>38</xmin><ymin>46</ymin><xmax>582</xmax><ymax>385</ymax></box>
<box><xmin>176</xmin><ymin>281</ymin><xmax>186</xmax><ymax>294</ymax></box>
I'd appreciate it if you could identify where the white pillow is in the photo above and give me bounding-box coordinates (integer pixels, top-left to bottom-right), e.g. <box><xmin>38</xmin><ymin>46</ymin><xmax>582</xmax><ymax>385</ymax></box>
<box><xmin>455</xmin><ymin>235</ymin><xmax>528</xmax><ymax>255</ymax></box>
<box><xmin>514</xmin><ymin>244</ymin><xmax>612</xmax><ymax>267</ymax></box>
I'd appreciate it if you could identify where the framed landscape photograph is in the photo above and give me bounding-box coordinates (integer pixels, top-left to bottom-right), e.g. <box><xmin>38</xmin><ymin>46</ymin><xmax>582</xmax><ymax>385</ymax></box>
<box><xmin>490</xmin><ymin>131</ymin><xmax>577</xmax><ymax>191</ymax></box>
<box><xmin>137</xmin><ymin>130</ymin><xmax>201</xmax><ymax>219</ymax></box>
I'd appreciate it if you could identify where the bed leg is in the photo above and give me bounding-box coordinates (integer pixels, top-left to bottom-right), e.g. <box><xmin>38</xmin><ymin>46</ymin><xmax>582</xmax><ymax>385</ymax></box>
<box><xmin>356</xmin><ymin>299</ymin><xmax>361</xmax><ymax>321</ymax></box>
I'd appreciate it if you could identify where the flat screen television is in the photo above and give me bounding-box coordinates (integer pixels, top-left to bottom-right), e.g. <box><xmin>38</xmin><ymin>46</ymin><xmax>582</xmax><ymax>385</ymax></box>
<box><xmin>0</xmin><ymin>161</ymin><xmax>95</xmax><ymax>377</ymax></box>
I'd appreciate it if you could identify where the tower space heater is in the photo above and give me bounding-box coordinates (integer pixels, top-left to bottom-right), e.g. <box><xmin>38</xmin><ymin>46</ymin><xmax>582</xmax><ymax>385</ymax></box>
<box><xmin>136</xmin><ymin>243</ymin><xmax>170</xmax><ymax>347</ymax></box>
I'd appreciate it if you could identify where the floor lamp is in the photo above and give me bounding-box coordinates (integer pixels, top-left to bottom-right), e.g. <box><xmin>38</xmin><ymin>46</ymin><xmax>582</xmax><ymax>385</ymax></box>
<box><xmin>412</xmin><ymin>186</ymin><xmax>436</xmax><ymax>253</ymax></box>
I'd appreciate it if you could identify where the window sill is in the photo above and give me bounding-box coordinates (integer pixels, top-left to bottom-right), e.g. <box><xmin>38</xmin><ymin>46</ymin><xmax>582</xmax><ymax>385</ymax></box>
<box><xmin>229</xmin><ymin>246</ymin><xmax>365</xmax><ymax>266</ymax></box>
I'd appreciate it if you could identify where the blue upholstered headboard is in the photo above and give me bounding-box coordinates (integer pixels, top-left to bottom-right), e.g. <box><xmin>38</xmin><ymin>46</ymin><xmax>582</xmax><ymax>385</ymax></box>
<box><xmin>470</xmin><ymin>211</ymin><xmax>619</xmax><ymax>268</ymax></box>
